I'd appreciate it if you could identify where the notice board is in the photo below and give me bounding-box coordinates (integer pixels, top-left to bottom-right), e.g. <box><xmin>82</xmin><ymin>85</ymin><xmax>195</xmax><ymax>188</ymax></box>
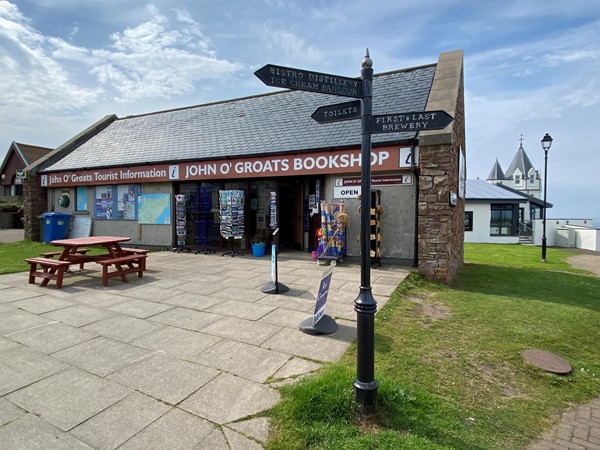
<box><xmin>69</xmin><ymin>216</ymin><xmax>92</xmax><ymax>238</ymax></box>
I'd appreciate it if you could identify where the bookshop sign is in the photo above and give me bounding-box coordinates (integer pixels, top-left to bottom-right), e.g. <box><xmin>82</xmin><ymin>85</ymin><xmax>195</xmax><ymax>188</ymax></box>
<box><xmin>41</xmin><ymin>145</ymin><xmax>411</xmax><ymax>187</ymax></box>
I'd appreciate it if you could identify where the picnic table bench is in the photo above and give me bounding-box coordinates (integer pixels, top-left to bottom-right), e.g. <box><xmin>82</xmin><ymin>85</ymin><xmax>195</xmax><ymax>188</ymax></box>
<box><xmin>40</xmin><ymin>248</ymin><xmax>90</xmax><ymax>269</ymax></box>
<box><xmin>25</xmin><ymin>257</ymin><xmax>72</xmax><ymax>289</ymax></box>
<box><xmin>96</xmin><ymin>254</ymin><xmax>147</xmax><ymax>286</ymax></box>
<box><xmin>119</xmin><ymin>247</ymin><xmax>149</xmax><ymax>256</ymax></box>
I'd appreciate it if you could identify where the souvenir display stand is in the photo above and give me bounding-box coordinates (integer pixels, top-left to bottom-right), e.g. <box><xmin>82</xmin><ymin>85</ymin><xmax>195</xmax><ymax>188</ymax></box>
<box><xmin>219</xmin><ymin>190</ymin><xmax>245</xmax><ymax>257</ymax></box>
<box><xmin>173</xmin><ymin>194</ymin><xmax>188</xmax><ymax>253</ymax></box>
<box><xmin>316</xmin><ymin>201</ymin><xmax>348</xmax><ymax>265</ymax></box>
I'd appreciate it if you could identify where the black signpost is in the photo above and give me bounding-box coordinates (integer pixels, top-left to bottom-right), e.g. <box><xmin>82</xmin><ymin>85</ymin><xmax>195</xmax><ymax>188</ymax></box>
<box><xmin>255</xmin><ymin>50</ymin><xmax>453</xmax><ymax>414</ymax></box>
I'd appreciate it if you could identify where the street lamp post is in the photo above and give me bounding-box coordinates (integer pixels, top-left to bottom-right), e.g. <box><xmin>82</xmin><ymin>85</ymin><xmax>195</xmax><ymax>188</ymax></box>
<box><xmin>540</xmin><ymin>133</ymin><xmax>553</xmax><ymax>262</ymax></box>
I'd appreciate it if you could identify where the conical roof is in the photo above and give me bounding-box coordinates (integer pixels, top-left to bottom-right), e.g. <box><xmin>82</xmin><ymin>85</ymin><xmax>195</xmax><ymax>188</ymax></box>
<box><xmin>505</xmin><ymin>144</ymin><xmax>535</xmax><ymax>177</ymax></box>
<box><xmin>487</xmin><ymin>158</ymin><xmax>506</xmax><ymax>181</ymax></box>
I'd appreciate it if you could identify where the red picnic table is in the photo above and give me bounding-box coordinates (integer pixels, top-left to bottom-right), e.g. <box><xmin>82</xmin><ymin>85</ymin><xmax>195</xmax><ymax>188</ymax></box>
<box><xmin>25</xmin><ymin>236</ymin><xmax>148</xmax><ymax>288</ymax></box>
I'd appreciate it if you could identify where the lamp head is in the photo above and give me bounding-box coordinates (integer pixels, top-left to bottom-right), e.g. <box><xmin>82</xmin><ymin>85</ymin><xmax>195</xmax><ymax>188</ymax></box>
<box><xmin>541</xmin><ymin>133</ymin><xmax>553</xmax><ymax>152</ymax></box>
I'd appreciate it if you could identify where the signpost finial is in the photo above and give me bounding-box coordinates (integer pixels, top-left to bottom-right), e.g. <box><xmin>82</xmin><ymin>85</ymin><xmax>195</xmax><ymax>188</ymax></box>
<box><xmin>362</xmin><ymin>49</ymin><xmax>372</xmax><ymax>69</ymax></box>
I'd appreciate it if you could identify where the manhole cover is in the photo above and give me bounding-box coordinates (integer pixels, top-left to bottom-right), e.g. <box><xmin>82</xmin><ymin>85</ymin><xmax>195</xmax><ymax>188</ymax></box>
<box><xmin>522</xmin><ymin>349</ymin><xmax>572</xmax><ymax>375</ymax></box>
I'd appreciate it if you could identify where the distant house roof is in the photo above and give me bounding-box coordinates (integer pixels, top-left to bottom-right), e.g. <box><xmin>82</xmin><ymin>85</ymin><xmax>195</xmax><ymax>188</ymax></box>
<box><xmin>505</xmin><ymin>144</ymin><xmax>535</xmax><ymax>177</ymax></box>
<box><xmin>42</xmin><ymin>64</ymin><xmax>437</xmax><ymax>172</ymax></box>
<box><xmin>0</xmin><ymin>141</ymin><xmax>53</xmax><ymax>178</ymax></box>
<box><xmin>486</xmin><ymin>158</ymin><xmax>506</xmax><ymax>181</ymax></box>
<box><xmin>466</xmin><ymin>179</ymin><xmax>526</xmax><ymax>202</ymax></box>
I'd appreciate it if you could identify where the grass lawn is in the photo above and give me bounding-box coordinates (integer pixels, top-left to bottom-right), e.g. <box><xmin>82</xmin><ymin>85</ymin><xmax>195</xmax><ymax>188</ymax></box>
<box><xmin>0</xmin><ymin>239</ymin><xmax>110</xmax><ymax>275</ymax></box>
<box><xmin>266</xmin><ymin>244</ymin><xmax>600</xmax><ymax>449</ymax></box>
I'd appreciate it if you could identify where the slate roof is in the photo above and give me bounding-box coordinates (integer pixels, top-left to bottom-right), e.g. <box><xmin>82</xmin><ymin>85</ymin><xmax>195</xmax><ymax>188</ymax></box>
<box><xmin>43</xmin><ymin>65</ymin><xmax>437</xmax><ymax>172</ymax></box>
<box><xmin>486</xmin><ymin>158</ymin><xmax>506</xmax><ymax>181</ymax></box>
<box><xmin>13</xmin><ymin>142</ymin><xmax>53</xmax><ymax>165</ymax></box>
<box><xmin>466</xmin><ymin>179</ymin><xmax>526</xmax><ymax>202</ymax></box>
<box><xmin>505</xmin><ymin>144</ymin><xmax>535</xmax><ymax>178</ymax></box>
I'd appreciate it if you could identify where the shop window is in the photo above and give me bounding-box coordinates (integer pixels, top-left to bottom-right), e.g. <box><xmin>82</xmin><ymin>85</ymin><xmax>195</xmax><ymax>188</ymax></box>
<box><xmin>94</xmin><ymin>184</ymin><xmax>139</xmax><ymax>220</ymax></box>
<box><xmin>490</xmin><ymin>204</ymin><xmax>516</xmax><ymax>236</ymax></box>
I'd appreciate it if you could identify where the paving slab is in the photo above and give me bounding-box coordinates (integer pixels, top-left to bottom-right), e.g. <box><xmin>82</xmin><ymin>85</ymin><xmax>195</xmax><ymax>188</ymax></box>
<box><xmin>0</xmin><ymin>310</ymin><xmax>52</xmax><ymax>336</ymax></box>
<box><xmin>223</xmin><ymin>427</ymin><xmax>265</xmax><ymax>450</ymax></box>
<box><xmin>130</xmin><ymin>325</ymin><xmax>222</xmax><ymax>360</ymax></box>
<box><xmin>8</xmin><ymin>296</ymin><xmax>75</xmax><ymax>314</ymax></box>
<box><xmin>0</xmin><ymin>414</ymin><xmax>93</xmax><ymax>450</ymax></box>
<box><xmin>262</xmin><ymin>327</ymin><xmax>351</xmax><ymax>362</ymax></box>
<box><xmin>82</xmin><ymin>314</ymin><xmax>164</xmax><ymax>343</ymax></box>
<box><xmin>7</xmin><ymin>368</ymin><xmax>130</xmax><ymax>431</ymax></box>
<box><xmin>192</xmin><ymin>339</ymin><xmax>290</xmax><ymax>383</ymax></box>
<box><xmin>256</xmin><ymin>294</ymin><xmax>314</xmax><ymax>312</ymax></box>
<box><xmin>180</xmin><ymin>372</ymin><xmax>280</xmax><ymax>424</ymax></box>
<box><xmin>0</xmin><ymin>336</ymin><xmax>20</xmax><ymax>353</ymax></box>
<box><xmin>107</xmin><ymin>299</ymin><xmax>175</xmax><ymax>319</ymax></box>
<box><xmin>197</xmin><ymin>426</ymin><xmax>229</xmax><ymax>450</ymax></box>
<box><xmin>148</xmin><ymin>306</ymin><xmax>222</xmax><ymax>331</ymax></box>
<box><xmin>69</xmin><ymin>392</ymin><xmax>170</xmax><ymax>450</ymax></box>
<box><xmin>107</xmin><ymin>353</ymin><xmax>219</xmax><ymax>404</ymax></box>
<box><xmin>209</xmin><ymin>286</ymin><xmax>268</xmax><ymax>303</ymax></box>
<box><xmin>206</xmin><ymin>299</ymin><xmax>277</xmax><ymax>321</ymax></box>
<box><xmin>0</xmin><ymin>287</ymin><xmax>42</xmax><ymax>303</ymax></box>
<box><xmin>117</xmin><ymin>408</ymin><xmax>215</xmax><ymax>450</ymax></box>
<box><xmin>0</xmin><ymin>346</ymin><xmax>67</xmax><ymax>396</ymax></box>
<box><xmin>116</xmin><ymin>285</ymin><xmax>181</xmax><ymax>301</ymax></box>
<box><xmin>42</xmin><ymin>304</ymin><xmax>116</xmax><ymax>327</ymax></box>
<box><xmin>158</xmin><ymin>290</ymin><xmax>222</xmax><ymax>310</ymax></box>
<box><xmin>227</xmin><ymin>417</ymin><xmax>271</xmax><ymax>445</ymax></box>
<box><xmin>7</xmin><ymin>322</ymin><xmax>97</xmax><ymax>354</ymax></box>
<box><xmin>0</xmin><ymin>397</ymin><xmax>26</xmax><ymax>427</ymax></box>
<box><xmin>52</xmin><ymin>336</ymin><xmax>151</xmax><ymax>377</ymax></box>
<box><xmin>202</xmin><ymin>316</ymin><xmax>281</xmax><ymax>345</ymax></box>
<box><xmin>272</xmin><ymin>357</ymin><xmax>321</xmax><ymax>382</ymax></box>
<box><xmin>259</xmin><ymin>307</ymin><xmax>314</xmax><ymax>329</ymax></box>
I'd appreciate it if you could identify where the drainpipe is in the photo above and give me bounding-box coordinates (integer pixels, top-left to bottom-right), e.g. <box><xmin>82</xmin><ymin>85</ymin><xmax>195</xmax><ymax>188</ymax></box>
<box><xmin>411</xmin><ymin>141</ymin><xmax>419</xmax><ymax>267</ymax></box>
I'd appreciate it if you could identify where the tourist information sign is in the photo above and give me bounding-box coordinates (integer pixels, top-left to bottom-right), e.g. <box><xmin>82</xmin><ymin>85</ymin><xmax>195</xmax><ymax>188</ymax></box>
<box><xmin>311</xmin><ymin>100</ymin><xmax>362</xmax><ymax>123</ymax></box>
<box><xmin>254</xmin><ymin>64</ymin><xmax>363</xmax><ymax>98</ymax></box>
<box><xmin>372</xmin><ymin>110</ymin><xmax>453</xmax><ymax>133</ymax></box>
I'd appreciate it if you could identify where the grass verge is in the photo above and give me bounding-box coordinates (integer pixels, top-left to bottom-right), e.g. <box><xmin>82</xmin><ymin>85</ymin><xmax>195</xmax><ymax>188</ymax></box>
<box><xmin>266</xmin><ymin>245</ymin><xmax>600</xmax><ymax>449</ymax></box>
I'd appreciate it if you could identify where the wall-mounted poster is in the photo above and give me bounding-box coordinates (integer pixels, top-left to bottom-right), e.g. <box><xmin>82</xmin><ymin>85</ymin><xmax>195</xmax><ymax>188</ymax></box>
<box><xmin>95</xmin><ymin>186</ymin><xmax>113</xmax><ymax>219</ymax></box>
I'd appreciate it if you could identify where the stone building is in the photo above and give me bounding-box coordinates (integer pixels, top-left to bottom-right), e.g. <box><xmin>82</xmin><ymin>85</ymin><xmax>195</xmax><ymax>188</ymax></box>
<box><xmin>25</xmin><ymin>50</ymin><xmax>466</xmax><ymax>283</ymax></box>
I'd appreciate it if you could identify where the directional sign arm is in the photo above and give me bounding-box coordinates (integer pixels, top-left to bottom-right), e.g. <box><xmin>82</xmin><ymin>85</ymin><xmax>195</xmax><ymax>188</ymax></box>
<box><xmin>371</xmin><ymin>110</ymin><xmax>454</xmax><ymax>133</ymax></box>
<box><xmin>311</xmin><ymin>100</ymin><xmax>361</xmax><ymax>123</ymax></box>
<box><xmin>255</xmin><ymin>64</ymin><xmax>363</xmax><ymax>98</ymax></box>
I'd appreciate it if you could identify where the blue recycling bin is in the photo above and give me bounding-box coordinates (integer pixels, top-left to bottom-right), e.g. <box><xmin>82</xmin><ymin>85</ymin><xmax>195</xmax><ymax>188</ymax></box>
<box><xmin>43</xmin><ymin>213</ymin><xmax>71</xmax><ymax>243</ymax></box>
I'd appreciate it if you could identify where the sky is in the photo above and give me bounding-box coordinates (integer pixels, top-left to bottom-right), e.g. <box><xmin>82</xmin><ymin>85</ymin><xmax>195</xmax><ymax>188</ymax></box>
<box><xmin>1</xmin><ymin>0</ymin><xmax>599</xmax><ymax>220</ymax></box>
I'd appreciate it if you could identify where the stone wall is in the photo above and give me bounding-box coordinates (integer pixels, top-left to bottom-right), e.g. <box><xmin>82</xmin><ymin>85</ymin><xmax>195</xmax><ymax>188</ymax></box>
<box><xmin>417</xmin><ymin>50</ymin><xmax>465</xmax><ymax>284</ymax></box>
<box><xmin>23</xmin><ymin>175</ymin><xmax>48</xmax><ymax>241</ymax></box>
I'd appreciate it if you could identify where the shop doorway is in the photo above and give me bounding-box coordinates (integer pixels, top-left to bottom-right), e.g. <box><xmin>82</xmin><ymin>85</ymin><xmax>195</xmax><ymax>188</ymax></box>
<box><xmin>278</xmin><ymin>181</ymin><xmax>303</xmax><ymax>250</ymax></box>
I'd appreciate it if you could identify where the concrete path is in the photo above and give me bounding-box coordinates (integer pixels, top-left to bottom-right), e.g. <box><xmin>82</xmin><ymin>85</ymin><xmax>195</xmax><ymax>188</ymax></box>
<box><xmin>0</xmin><ymin>248</ymin><xmax>409</xmax><ymax>449</ymax></box>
